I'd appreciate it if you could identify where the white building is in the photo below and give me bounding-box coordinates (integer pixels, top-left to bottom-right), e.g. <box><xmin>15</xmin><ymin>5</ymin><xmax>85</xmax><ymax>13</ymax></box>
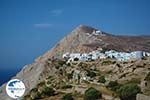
<box><xmin>89</xmin><ymin>50</ymin><xmax>107</xmax><ymax>60</ymax></box>
<box><xmin>105</xmin><ymin>50</ymin><xmax>144</xmax><ymax>61</ymax></box>
<box><xmin>143</xmin><ymin>52</ymin><xmax>150</xmax><ymax>57</ymax></box>
<box><xmin>92</xmin><ymin>30</ymin><xmax>102</xmax><ymax>36</ymax></box>
<box><xmin>130</xmin><ymin>51</ymin><xmax>144</xmax><ymax>59</ymax></box>
<box><xmin>62</xmin><ymin>52</ymin><xmax>70</xmax><ymax>59</ymax></box>
<box><xmin>147</xmin><ymin>52</ymin><xmax>150</xmax><ymax>56</ymax></box>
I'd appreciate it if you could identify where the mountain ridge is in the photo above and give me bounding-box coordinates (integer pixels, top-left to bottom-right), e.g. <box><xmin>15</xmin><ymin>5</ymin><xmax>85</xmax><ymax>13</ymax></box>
<box><xmin>35</xmin><ymin>25</ymin><xmax>150</xmax><ymax>63</ymax></box>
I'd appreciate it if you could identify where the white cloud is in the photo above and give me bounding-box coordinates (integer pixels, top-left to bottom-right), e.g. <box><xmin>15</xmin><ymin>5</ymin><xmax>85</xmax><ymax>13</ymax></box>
<box><xmin>34</xmin><ymin>23</ymin><xmax>52</xmax><ymax>28</ymax></box>
<box><xmin>50</xmin><ymin>9</ymin><xmax>63</xmax><ymax>16</ymax></box>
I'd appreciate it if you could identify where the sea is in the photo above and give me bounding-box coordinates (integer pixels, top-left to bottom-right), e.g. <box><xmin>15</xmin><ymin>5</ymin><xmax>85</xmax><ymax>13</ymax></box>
<box><xmin>0</xmin><ymin>68</ymin><xmax>20</xmax><ymax>86</ymax></box>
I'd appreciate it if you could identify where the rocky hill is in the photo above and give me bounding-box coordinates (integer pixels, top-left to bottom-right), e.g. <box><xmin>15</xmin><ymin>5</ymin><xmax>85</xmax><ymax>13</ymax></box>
<box><xmin>0</xmin><ymin>25</ymin><xmax>150</xmax><ymax>100</ymax></box>
<box><xmin>36</xmin><ymin>25</ymin><xmax>150</xmax><ymax>63</ymax></box>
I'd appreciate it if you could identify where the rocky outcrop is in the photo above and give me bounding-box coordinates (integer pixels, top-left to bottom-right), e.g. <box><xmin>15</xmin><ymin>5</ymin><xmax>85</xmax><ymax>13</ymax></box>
<box><xmin>136</xmin><ymin>94</ymin><xmax>150</xmax><ymax>100</ymax></box>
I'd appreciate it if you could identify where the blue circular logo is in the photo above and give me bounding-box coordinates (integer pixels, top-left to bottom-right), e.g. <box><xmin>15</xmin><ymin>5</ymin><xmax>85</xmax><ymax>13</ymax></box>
<box><xmin>6</xmin><ymin>79</ymin><xmax>25</xmax><ymax>99</ymax></box>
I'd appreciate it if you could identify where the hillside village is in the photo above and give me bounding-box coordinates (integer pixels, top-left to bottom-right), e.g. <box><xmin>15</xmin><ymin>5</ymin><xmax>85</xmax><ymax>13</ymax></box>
<box><xmin>63</xmin><ymin>49</ymin><xmax>150</xmax><ymax>63</ymax></box>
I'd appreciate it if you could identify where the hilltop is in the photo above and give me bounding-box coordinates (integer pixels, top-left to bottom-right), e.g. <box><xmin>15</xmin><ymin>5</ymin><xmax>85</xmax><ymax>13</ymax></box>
<box><xmin>37</xmin><ymin>25</ymin><xmax>150</xmax><ymax>63</ymax></box>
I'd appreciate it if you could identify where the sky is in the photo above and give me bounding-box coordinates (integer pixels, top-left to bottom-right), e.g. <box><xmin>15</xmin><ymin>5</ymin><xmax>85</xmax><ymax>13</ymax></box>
<box><xmin>0</xmin><ymin>0</ymin><xmax>150</xmax><ymax>84</ymax></box>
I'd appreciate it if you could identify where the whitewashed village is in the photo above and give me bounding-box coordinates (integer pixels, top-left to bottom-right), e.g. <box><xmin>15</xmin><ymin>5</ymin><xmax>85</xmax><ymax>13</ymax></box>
<box><xmin>63</xmin><ymin>49</ymin><xmax>150</xmax><ymax>63</ymax></box>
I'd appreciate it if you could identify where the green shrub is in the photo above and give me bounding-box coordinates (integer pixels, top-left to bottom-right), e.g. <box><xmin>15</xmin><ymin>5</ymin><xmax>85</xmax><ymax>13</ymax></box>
<box><xmin>145</xmin><ymin>72</ymin><xmax>150</xmax><ymax>81</ymax></box>
<box><xmin>30</xmin><ymin>88</ymin><xmax>41</xmax><ymax>99</ymax></box>
<box><xmin>101</xmin><ymin>47</ymin><xmax>110</xmax><ymax>53</ymax></box>
<box><xmin>98</xmin><ymin>76</ymin><xmax>106</xmax><ymax>83</ymax></box>
<box><xmin>86</xmin><ymin>70</ymin><xmax>96</xmax><ymax>78</ymax></box>
<box><xmin>107</xmin><ymin>81</ymin><xmax>141</xmax><ymax>100</ymax></box>
<box><xmin>23</xmin><ymin>94</ymin><xmax>32</xmax><ymax>100</ymax></box>
<box><xmin>117</xmin><ymin>83</ymin><xmax>141</xmax><ymax>100</ymax></box>
<box><xmin>116</xmin><ymin>63</ymin><xmax>121</xmax><ymax>67</ymax></box>
<box><xmin>61</xmin><ymin>84</ymin><xmax>72</xmax><ymax>89</ymax></box>
<box><xmin>126</xmin><ymin>78</ymin><xmax>141</xmax><ymax>84</ymax></box>
<box><xmin>55</xmin><ymin>60</ymin><xmax>66</xmax><ymax>69</ymax></box>
<box><xmin>67</xmin><ymin>63</ymin><xmax>71</xmax><ymax>66</ymax></box>
<box><xmin>102</xmin><ymin>60</ymin><xmax>116</xmax><ymax>65</ymax></box>
<box><xmin>62</xmin><ymin>93</ymin><xmax>74</xmax><ymax>100</ymax></box>
<box><xmin>37</xmin><ymin>81</ymin><xmax>45</xmax><ymax>87</ymax></box>
<box><xmin>32</xmin><ymin>91</ymin><xmax>41</xmax><ymax>99</ymax></box>
<box><xmin>84</xmin><ymin>87</ymin><xmax>101</xmax><ymax>100</ymax></box>
<box><xmin>58</xmin><ymin>60</ymin><xmax>66</xmax><ymax>66</ymax></box>
<box><xmin>30</xmin><ymin>87</ymin><xmax>38</xmax><ymax>93</ymax></box>
<box><xmin>66</xmin><ymin>73</ymin><xmax>73</xmax><ymax>79</ymax></box>
<box><xmin>107</xmin><ymin>70</ymin><xmax>113</xmax><ymax>74</ymax></box>
<box><xmin>46</xmin><ymin>75</ymin><xmax>53</xmax><ymax>80</ymax></box>
<box><xmin>58</xmin><ymin>69</ymin><xmax>63</xmax><ymax>75</ymax></box>
<box><xmin>107</xmin><ymin>81</ymin><xmax>121</xmax><ymax>91</ymax></box>
<box><xmin>55</xmin><ymin>65</ymin><xmax>60</xmax><ymax>69</ymax></box>
<box><xmin>41</xmin><ymin>86</ymin><xmax>55</xmax><ymax>96</ymax></box>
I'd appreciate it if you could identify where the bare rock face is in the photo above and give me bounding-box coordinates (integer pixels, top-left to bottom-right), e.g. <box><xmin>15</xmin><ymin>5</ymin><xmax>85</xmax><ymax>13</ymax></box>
<box><xmin>136</xmin><ymin>94</ymin><xmax>150</xmax><ymax>100</ymax></box>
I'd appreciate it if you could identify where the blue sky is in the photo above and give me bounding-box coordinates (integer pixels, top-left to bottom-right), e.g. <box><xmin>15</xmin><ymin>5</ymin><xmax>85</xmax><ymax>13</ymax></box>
<box><xmin>0</xmin><ymin>0</ymin><xmax>150</xmax><ymax>71</ymax></box>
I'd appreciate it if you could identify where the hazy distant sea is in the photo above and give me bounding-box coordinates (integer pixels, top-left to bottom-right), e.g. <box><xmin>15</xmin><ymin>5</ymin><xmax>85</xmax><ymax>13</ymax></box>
<box><xmin>0</xmin><ymin>68</ymin><xmax>20</xmax><ymax>86</ymax></box>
